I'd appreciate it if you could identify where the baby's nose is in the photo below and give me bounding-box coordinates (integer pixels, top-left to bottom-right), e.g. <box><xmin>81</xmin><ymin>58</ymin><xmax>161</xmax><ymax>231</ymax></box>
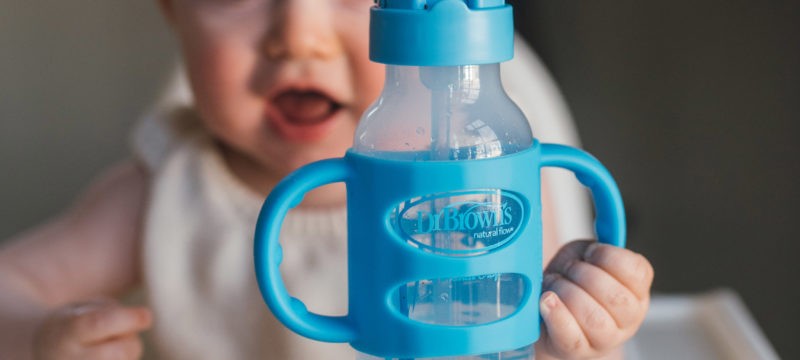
<box><xmin>264</xmin><ymin>0</ymin><xmax>342</xmax><ymax>60</ymax></box>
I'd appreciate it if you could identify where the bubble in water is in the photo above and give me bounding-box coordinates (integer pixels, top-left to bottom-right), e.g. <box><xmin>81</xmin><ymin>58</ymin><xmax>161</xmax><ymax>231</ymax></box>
<box><xmin>439</xmin><ymin>293</ymin><xmax>449</xmax><ymax>302</ymax></box>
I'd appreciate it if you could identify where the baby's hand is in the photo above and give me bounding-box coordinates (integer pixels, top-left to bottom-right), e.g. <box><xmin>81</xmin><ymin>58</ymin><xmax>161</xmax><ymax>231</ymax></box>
<box><xmin>536</xmin><ymin>240</ymin><xmax>653</xmax><ymax>360</ymax></box>
<box><xmin>33</xmin><ymin>299</ymin><xmax>152</xmax><ymax>360</ymax></box>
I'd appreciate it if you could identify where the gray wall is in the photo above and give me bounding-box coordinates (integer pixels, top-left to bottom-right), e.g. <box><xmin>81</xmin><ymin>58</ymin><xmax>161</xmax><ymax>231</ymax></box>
<box><xmin>512</xmin><ymin>0</ymin><xmax>800</xmax><ymax>358</ymax></box>
<box><xmin>0</xmin><ymin>0</ymin><xmax>175</xmax><ymax>238</ymax></box>
<box><xmin>2</xmin><ymin>0</ymin><xmax>798</xmax><ymax>358</ymax></box>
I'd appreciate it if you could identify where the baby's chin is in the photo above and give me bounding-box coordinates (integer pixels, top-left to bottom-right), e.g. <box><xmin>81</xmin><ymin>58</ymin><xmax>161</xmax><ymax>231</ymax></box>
<box><xmin>264</xmin><ymin>143</ymin><xmax>351</xmax><ymax>175</ymax></box>
<box><xmin>212</xmin><ymin>107</ymin><xmax>358</xmax><ymax>187</ymax></box>
<box><xmin>245</xmin><ymin>131</ymin><xmax>350</xmax><ymax>174</ymax></box>
<box><xmin>214</xmin><ymin>134</ymin><xmax>354</xmax><ymax>200</ymax></box>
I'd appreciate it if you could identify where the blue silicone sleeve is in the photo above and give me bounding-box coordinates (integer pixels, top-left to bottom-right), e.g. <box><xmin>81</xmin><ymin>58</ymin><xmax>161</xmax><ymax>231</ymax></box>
<box><xmin>253</xmin><ymin>141</ymin><xmax>625</xmax><ymax>358</ymax></box>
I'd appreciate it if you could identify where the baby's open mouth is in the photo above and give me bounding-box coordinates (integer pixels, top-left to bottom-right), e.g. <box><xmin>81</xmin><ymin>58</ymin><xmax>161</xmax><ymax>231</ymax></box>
<box><xmin>272</xmin><ymin>90</ymin><xmax>343</xmax><ymax>126</ymax></box>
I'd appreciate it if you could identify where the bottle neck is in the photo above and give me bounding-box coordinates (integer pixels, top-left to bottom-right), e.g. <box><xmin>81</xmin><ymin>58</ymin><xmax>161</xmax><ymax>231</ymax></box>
<box><xmin>354</xmin><ymin>62</ymin><xmax>532</xmax><ymax>159</ymax></box>
<box><xmin>384</xmin><ymin>64</ymin><xmax>503</xmax><ymax>98</ymax></box>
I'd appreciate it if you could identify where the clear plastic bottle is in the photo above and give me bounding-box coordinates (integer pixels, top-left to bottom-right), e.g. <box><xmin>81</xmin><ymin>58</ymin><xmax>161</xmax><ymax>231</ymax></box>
<box><xmin>254</xmin><ymin>2</ymin><xmax>623</xmax><ymax>357</ymax></box>
<box><xmin>353</xmin><ymin>63</ymin><xmax>535</xmax><ymax>359</ymax></box>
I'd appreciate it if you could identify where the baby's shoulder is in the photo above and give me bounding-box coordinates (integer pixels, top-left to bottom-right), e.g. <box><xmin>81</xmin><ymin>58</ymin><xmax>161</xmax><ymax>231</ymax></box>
<box><xmin>68</xmin><ymin>161</ymin><xmax>149</xmax><ymax>227</ymax></box>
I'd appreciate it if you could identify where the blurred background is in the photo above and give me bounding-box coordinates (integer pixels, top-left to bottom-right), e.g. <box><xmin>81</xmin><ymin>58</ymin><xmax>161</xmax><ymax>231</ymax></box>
<box><xmin>1</xmin><ymin>0</ymin><xmax>797</xmax><ymax>358</ymax></box>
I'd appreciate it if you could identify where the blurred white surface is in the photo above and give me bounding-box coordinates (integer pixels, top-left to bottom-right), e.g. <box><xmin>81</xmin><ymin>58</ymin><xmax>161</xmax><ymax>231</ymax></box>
<box><xmin>626</xmin><ymin>289</ymin><xmax>779</xmax><ymax>360</ymax></box>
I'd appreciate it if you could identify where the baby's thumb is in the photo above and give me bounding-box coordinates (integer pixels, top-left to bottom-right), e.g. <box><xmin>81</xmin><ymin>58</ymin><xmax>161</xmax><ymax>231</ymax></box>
<box><xmin>71</xmin><ymin>302</ymin><xmax>153</xmax><ymax>344</ymax></box>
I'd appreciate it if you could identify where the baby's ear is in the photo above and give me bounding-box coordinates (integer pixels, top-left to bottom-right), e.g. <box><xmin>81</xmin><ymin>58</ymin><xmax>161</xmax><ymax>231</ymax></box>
<box><xmin>155</xmin><ymin>0</ymin><xmax>177</xmax><ymax>28</ymax></box>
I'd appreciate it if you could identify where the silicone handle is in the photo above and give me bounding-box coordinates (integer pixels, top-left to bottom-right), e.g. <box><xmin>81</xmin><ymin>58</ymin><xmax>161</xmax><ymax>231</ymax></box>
<box><xmin>253</xmin><ymin>158</ymin><xmax>357</xmax><ymax>342</ymax></box>
<box><xmin>540</xmin><ymin>144</ymin><xmax>626</xmax><ymax>247</ymax></box>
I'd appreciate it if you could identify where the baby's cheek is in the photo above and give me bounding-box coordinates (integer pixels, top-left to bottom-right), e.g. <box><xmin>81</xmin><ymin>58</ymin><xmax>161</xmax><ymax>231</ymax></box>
<box><xmin>187</xmin><ymin>41</ymin><xmax>262</xmax><ymax>120</ymax></box>
<box><xmin>335</xmin><ymin>15</ymin><xmax>384</xmax><ymax>111</ymax></box>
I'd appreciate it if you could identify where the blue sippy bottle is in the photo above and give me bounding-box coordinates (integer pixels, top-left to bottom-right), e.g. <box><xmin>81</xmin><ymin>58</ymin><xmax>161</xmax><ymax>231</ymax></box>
<box><xmin>254</xmin><ymin>1</ymin><xmax>626</xmax><ymax>359</ymax></box>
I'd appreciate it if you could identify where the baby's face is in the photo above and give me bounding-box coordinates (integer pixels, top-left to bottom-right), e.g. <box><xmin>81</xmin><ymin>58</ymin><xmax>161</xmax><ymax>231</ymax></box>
<box><xmin>162</xmin><ymin>0</ymin><xmax>383</xmax><ymax>179</ymax></box>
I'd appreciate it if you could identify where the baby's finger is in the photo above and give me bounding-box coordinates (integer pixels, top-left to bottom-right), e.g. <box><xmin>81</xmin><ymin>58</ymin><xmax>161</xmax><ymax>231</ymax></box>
<box><xmin>87</xmin><ymin>335</ymin><xmax>144</xmax><ymax>360</ymax></box>
<box><xmin>583</xmin><ymin>243</ymin><xmax>654</xmax><ymax>300</ymax></box>
<box><xmin>71</xmin><ymin>305</ymin><xmax>152</xmax><ymax>344</ymax></box>
<box><xmin>63</xmin><ymin>298</ymin><xmax>116</xmax><ymax>317</ymax></box>
<box><xmin>561</xmin><ymin>260</ymin><xmax>645</xmax><ymax>330</ymax></box>
<box><xmin>545</xmin><ymin>273</ymin><xmax>620</xmax><ymax>352</ymax></box>
<box><xmin>546</xmin><ymin>240</ymin><xmax>593</xmax><ymax>274</ymax></box>
<box><xmin>539</xmin><ymin>291</ymin><xmax>590</xmax><ymax>358</ymax></box>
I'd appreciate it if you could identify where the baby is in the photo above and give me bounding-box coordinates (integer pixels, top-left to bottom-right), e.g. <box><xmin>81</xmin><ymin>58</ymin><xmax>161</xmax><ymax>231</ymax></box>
<box><xmin>0</xmin><ymin>0</ymin><xmax>653</xmax><ymax>359</ymax></box>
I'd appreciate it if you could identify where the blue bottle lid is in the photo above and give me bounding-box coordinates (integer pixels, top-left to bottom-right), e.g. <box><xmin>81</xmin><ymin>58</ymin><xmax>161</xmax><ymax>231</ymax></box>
<box><xmin>370</xmin><ymin>0</ymin><xmax>514</xmax><ymax>66</ymax></box>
